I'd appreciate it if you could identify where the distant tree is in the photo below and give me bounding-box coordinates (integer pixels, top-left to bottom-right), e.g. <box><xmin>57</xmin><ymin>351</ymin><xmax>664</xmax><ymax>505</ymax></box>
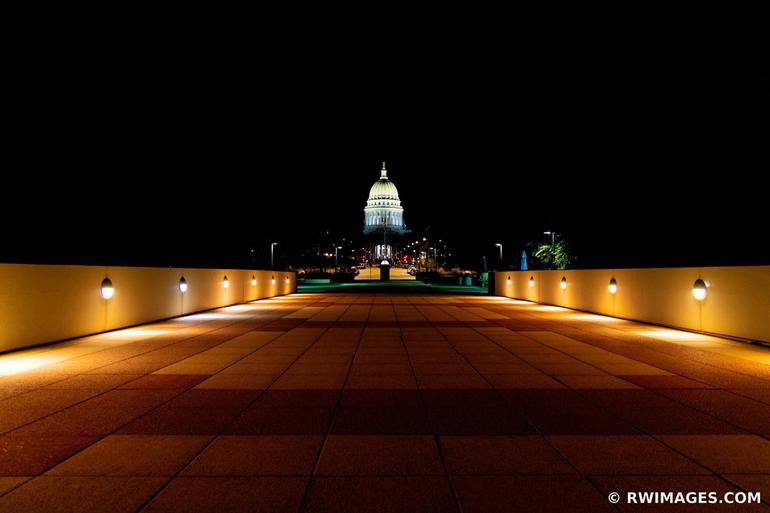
<box><xmin>529</xmin><ymin>238</ymin><xmax>574</xmax><ymax>270</ymax></box>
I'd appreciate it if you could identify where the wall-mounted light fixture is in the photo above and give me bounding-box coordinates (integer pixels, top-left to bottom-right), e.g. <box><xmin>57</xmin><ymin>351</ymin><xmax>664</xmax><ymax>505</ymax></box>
<box><xmin>692</xmin><ymin>278</ymin><xmax>707</xmax><ymax>301</ymax></box>
<box><xmin>223</xmin><ymin>276</ymin><xmax>229</xmax><ymax>289</ymax></box>
<box><xmin>284</xmin><ymin>276</ymin><xmax>289</xmax><ymax>284</ymax></box>
<box><xmin>251</xmin><ymin>275</ymin><xmax>256</xmax><ymax>286</ymax></box>
<box><xmin>529</xmin><ymin>276</ymin><xmax>534</xmax><ymax>288</ymax></box>
<box><xmin>100</xmin><ymin>278</ymin><xmax>114</xmax><ymax>300</ymax></box>
<box><xmin>608</xmin><ymin>278</ymin><xmax>617</xmax><ymax>295</ymax></box>
<box><xmin>179</xmin><ymin>277</ymin><xmax>188</xmax><ymax>293</ymax></box>
<box><xmin>507</xmin><ymin>275</ymin><xmax>511</xmax><ymax>284</ymax></box>
<box><xmin>560</xmin><ymin>276</ymin><xmax>567</xmax><ymax>290</ymax></box>
<box><xmin>271</xmin><ymin>276</ymin><xmax>276</xmax><ymax>285</ymax></box>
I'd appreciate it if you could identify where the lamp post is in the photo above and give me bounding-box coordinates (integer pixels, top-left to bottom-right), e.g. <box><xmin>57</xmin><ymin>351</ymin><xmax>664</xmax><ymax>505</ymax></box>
<box><xmin>335</xmin><ymin>246</ymin><xmax>342</xmax><ymax>270</ymax></box>
<box><xmin>270</xmin><ymin>242</ymin><xmax>278</xmax><ymax>269</ymax></box>
<box><xmin>495</xmin><ymin>243</ymin><xmax>503</xmax><ymax>264</ymax></box>
<box><xmin>544</xmin><ymin>231</ymin><xmax>556</xmax><ymax>246</ymax></box>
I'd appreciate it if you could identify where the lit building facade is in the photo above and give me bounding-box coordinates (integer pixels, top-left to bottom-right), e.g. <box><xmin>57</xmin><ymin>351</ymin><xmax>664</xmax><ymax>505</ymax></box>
<box><xmin>363</xmin><ymin>162</ymin><xmax>409</xmax><ymax>261</ymax></box>
<box><xmin>364</xmin><ymin>162</ymin><xmax>408</xmax><ymax>235</ymax></box>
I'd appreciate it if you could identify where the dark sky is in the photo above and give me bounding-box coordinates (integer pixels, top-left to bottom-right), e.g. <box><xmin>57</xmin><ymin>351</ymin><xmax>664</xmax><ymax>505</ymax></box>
<box><xmin>3</xmin><ymin>43</ymin><xmax>768</xmax><ymax>269</ymax></box>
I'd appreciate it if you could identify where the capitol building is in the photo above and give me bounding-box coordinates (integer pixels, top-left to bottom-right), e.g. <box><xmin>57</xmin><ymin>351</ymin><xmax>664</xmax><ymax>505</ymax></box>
<box><xmin>363</xmin><ymin>162</ymin><xmax>409</xmax><ymax>261</ymax></box>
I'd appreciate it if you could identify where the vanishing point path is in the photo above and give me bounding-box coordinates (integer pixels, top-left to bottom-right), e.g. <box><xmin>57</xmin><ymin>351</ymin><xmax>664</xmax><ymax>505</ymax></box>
<box><xmin>1</xmin><ymin>292</ymin><xmax>770</xmax><ymax>512</ymax></box>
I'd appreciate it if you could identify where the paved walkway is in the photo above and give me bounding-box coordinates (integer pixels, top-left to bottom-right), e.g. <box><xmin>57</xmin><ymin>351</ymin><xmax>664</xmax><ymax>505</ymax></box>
<box><xmin>354</xmin><ymin>266</ymin><xmax>415</xmax><ymax>280</ymax></box>
<box><xmin>1</xmin><ymin>294</ymin><xmax>769</xmax><ymax>512</ymax></box>
<box><xmin>298</xmin><ymin>281</ymin><xmax>488</xmax><ymax>294</ymax></box>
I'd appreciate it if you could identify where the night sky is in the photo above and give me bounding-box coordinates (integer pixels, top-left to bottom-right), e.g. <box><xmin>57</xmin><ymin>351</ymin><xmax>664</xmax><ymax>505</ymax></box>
<box><xmin>3</xmin><ymin>48</ymin><xmax>768</xmax><ymax>270</ymax></box>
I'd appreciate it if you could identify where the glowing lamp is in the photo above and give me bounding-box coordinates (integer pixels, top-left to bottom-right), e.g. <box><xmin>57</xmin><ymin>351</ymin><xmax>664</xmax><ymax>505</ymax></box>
<box><xmin>179</xmin><ymin>277</ymin><xmax>188</xmax><ymax>293</ymax></box>
<box><xmin>529</xmin><ymin>276</ymin><xmax>534</xmax><ymax>288</ymax></box>
<box><xmin>284</xmin><ymin>276</ymin><xmax>289</xmax><ymax>284</ymax></box>
<box><xmin>692</xmin><ymin>279</ymin><xmax>707</xmax><ymax>301</ymax></box>
<box><xmin>608</xmin><ymin>278</ymin><xmax>617</xmax><ymax>295</ymax></box>
<box><xmin>271</xmin><ymin>276</ymin><xmax>275</xmax><ymax>284</ymax></box>
<box><xmin>223</xmin><ymin>276</ymin><xmax>229</xmax><ymax>289</ymax></box>
<box><xmin>100</xmin><ymin>278</ymin><xmax>114</xmax><ymax>300</ymax></box>
<box><xmin>507</xmin><ymin>275</ymin><xmax>511</xmax><ymax>284</ymax></box>
<box><xmin>251</xmin><ymin>275</ymin><xmax>256</xmax><ymax>286</ymax></box>
<box><xmin>560</xmin><ymin>276</ymin><xmax>567</xmax><ymax>290</ymax></box>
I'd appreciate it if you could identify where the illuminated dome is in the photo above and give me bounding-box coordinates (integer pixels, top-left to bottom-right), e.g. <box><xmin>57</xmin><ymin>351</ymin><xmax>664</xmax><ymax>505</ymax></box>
<box><xmin>363</xmin><ymin>162</ymin><xmax>408</xmax><ymax>235</ymax></box>
<box><xmin>368</xmin><ymin>171</ymin><xmax>400</xmax><ymax>200</ymax></box>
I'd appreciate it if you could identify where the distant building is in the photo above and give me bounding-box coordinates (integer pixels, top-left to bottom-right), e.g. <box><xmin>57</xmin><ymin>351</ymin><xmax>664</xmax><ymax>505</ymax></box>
<box><xmin>363</xmin><ymin>162</ymin><xmax>409</xmax><ymax>261</ymax></box>
<box><xmin>363</xmin><ymin>162</ymin><xmax>408</xmax><ymax>235</ymax></box>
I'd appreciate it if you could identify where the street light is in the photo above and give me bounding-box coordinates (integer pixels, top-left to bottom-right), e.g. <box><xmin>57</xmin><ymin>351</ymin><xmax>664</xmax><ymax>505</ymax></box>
<box><xmin>270</xmin><ymin>242</ymin><xmax>278</xmax><ymax>268</ymax></box>
<box><xmin>495</xmin><ymin>243</ymin><xmax>502</xmax><ymax>263</ymax></box>
<box><xmin>335</xmin><ymin>246</ymin><xmax>342</xmax><ymax>269</ymax></box>
<box><xmin>544</xmin><ymin>231</ymin><xmax>556</xmax><ymax>246</ymax></box>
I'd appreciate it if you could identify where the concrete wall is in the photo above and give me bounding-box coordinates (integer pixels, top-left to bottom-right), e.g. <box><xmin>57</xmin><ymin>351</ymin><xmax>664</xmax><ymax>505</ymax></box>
<box><xmin>0</xmin><ymin>264</ymin><xmax>296</xmax><ymax>353</ymax></box>
<box><xmin>492</xmin><ymin>266</ymin><xmax>770</xmax><ymax>343</ymax></box>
